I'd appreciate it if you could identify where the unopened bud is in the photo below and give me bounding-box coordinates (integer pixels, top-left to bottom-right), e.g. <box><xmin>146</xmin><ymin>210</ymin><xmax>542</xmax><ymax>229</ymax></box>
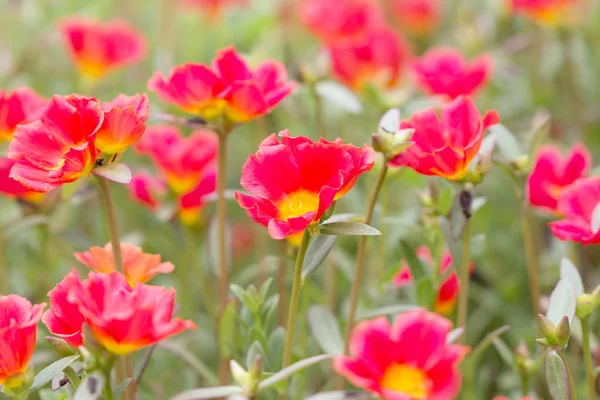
<box><xmin>555</xmin><ymin>316</ymin><xmax>571</xmax><ymax>347</ymax></box>
<box><xmin>230</xmin><ymin>360</ymin><xmax>250</xmax><ymax>388</ymax></box>
<box><xmin>576</xmin><ymin>293</ymin><xmax>596</xmax><ymax>319</ymax></box>
<box><xmin>537</xmin><ymin>314</ymin><xmax>556</xmax><ymax>342</ymax></box>
<box><xmin>371</xmin><ymin>133</ymin><xmax>389</xmax><ymax>154</ymax></box>
<box><xmin>46</xmin><ymin>336</ymin><xmax>76</xmax><ymax>356</ymax></box>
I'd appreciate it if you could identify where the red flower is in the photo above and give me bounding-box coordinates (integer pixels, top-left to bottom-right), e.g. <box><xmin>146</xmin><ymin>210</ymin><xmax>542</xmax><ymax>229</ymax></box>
<box><xmin>182</xmin><ymin>0</ymin><xmax>246</xmax><ymax>18</ymax></box>
<box><xmin>43</xmin><ymin>269</ymin><xmax>196</xmax><ymax>355</ymax></box>
<box><xmin>129</xmin><ymin>171</ymin><xmax>167</xmax><ymax>210</ymax></box>
<box><xmin>235</xmin><ymin>130</ymin><xmax>374</xmax><ymax>240</ymax></box>
<box><xmin>299</xmin><ymin>0</ymin><xmax>384</xmax><ymax>43</ymax></box>
<box><xmin>327</xmin><ymin>27</ymin><xmax>409</xmax><ymax>91</ymax></box>
<box><xmin>509</xmin><ymin>0</ymin><xmax>582</xmax><ymax>26</ymax></box>
<box><xmin>389</xmin><ymin>96</ymin><xmax>499</xmax><ymax>181</ymax></box>
<box><xmin>527</xmin><ymin>143</ymin><xmax>591</xmax><ymax>213</ymax></box>
<box><xmin>411</xmin><ymin>48</ymin><xmax>493</xmax><ymax>100</ymax></box>
<box><xmin>59</xmin><ymin>17</ymin><xmax>147</xmax><ymax>79</ymax></box>
<box><xmin>95</xmin><ymin>93</ymin><xmax>150</xmax><ymax>155</ymax></box>
<box><xmin>387</xmin><ymin>0</ymin><xmax>442</xmax><ymax>36</ymax></box>
<box><xmin>549</xmin><ymin>177</ymin><xmax>600</xmax><ymax>245</ymax></box>
<box><xmin>0</xmin><ymin>295</ymin><xmax>45</xmax><ymax>388</ymax></box>
<box><xmin>148</xmin><ymin>46</ymin><xmax>296</xmax><ymax>123</ymax></box>
<box><xmin>0</xmin><ymin>88</ymin><xmax>47</xmax><ymax>143</ymax></box>
<box><xmin>178</xmin><ymin>167</ymin><xmax>217</xmax><ymax>225</ymax></box>
<box><xmin>8</xmin><ymin>94</ymin><xmax>104</xmax><ymax>192</ymax></box>
<box><xmin>0</xmin><ymin>158</ymin><xmax>44</xmax><ymax>203</ymax></box>
<box><xmin>74</xmin><ymin>243</ymin><xmax>175</xmax><ymax>286</ymax></box>
<box><xmin>334</xmin><ymin>310</ymin><xmax>468</xmax><ymax>400</ymax></box>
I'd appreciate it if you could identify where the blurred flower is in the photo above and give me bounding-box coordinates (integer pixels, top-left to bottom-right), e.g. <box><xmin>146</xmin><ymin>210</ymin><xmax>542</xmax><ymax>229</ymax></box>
<box><xmin>44</xmin><ymin>269</ymin><xmax>196</xmax><ymax>355</ymax></box>
<box><xmin>95</xmin><ymin>93</ymin><xmax>150</xmax><ymax>155</ymax></box>
<box><xmin>235</xmin><ymin>130</ymin><xmax>374</xmax><ymax>241</ymax></box>
<box><xmin>509</xmin><ymin>0</ymin><xmax>583</xmax><ymax>26</ymax></box>
<box><xmin>493</xmin><ymin>397</ymin><xmax>537</xmax><ymax>400</ymax></box>
<box><xmin>411</xmin><ymin>48</ymin><xmax>493</xmax><ymax>100</ymax></box>
<box><xmin>8</xmin><ymin>94</ymin><xmax>103</xmax><ymax>192</ymax></box>
<box><xmin>389</xmin><ymin>96</ymin><xmax>499</xmax><ymax>181</ymax></box>
<box><xmin>129</xmin><ymin>171</ymin><xmax>167</xmax><ymax>210</ymax></box>
<box><xmin>549</xmin><ymin>177</ymin><xmax>600</xmax><ymax>245</ymax></box>
<box><xmin>0</xmin><ymin>158</ymin><xmax>45</xmax><ymax>203</ymax></box>
<box><xmin>182</xmin><ymin>0</ymin><xmax>246</xmax><ymax>18</ymax></box>
<box><xmin>334</xmin><ymin>309</ymin><xmax>468</xmax><ymax>400</ymax></box>
<box><xmin>59</xmin><ymin>17</ymin><xmax>147</xmax><ymax>79</ymax></box>
<box><xmin>527</xmin><ymin>143</ymin><xmax>591</xmax><ymax>213</ymax></box>
<box><xmin>0</xmin><ymin>87</ymin><xmax>47</xmax><ymax>143</ymax></box>
<box><xmin>299</xmin><ymin>0</ymin><xmax>384</xmax><ymax>43</ymax></box>
<box><xmin>393</xmin><ymin>247</ymin><xmax>474</xmax><ymax>316</ymax></box>
<box><xmin>387</xmin><ymin>0</ymin><xmax>442</xmax><ymax>36</ymax></box>
<box><xmin>177</xmin><ymin>167</ymin><xmax>216</xmax><ymax>225</ymax></box>
<box><xmin>327</xmin><ymin>27</ymin><xmax>409</xmax><ymax>91</ymax></box>
<box><xmin>74</xmin><ymin>243</ymin><xmax>175</xmax><ymax>286</ymax></box>
<box><xmin>0</xmin><ymin>295</ymin><xmax>46</xmax><ymax>388</ymax></box>
<box><xmin>148</xmin><ymin>46</ymin><xmax>296</xmax><ymax>123</ymax></box>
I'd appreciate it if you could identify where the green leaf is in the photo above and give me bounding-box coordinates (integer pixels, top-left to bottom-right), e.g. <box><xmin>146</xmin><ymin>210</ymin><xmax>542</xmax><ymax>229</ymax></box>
<box><xmin>318</xmin><ymin>222</ymin><xmax>381</xmax><ymax>236</ymax></box>
<box><xmin>219</xmin><ymin>301</ymin><xmax>238</xmax><ymax>360</ymax></box>
<box><xmin>358</xmin><ymin>304</ymin><xmax>419</xmax><ymax>319</ymax></box>
<box><xmin>246</xmin><ymin>340</ymin><xmax>265</xmax><ymax>370</ymax></box>
<box><xmin>446</xmin><ymin>328</ymin><xmax>464</xmax><ymax>344</ymax></box>
<box><xmin>258</xmin><ymin>354</ymin><xmax>334</xmax><ymax>390</ymax></box>
<box><xmin>259</xmin><ymin>278</ymin><xmax>274</xmax><ymax>302</ymax></box>
<box><xmin>437</xmin><ymin>188</ymin><xmax>454</xmax><ymax>216</ymax></box>
<box><xmin>470</xmin><ymin>325</ymin><xmax>511</xmax><ymax>361</ymax></box>
<box><xmin>4</xmin><ymin>215</ymin><xmax>48</xmax><ymax>241</ymax></box>
<box><xmin>302</xmin><ymin>235</ymin><xmax>338</xmax><ymax>281</ymax></box>
<box><xmin>315</xmin><ymin>81</ymin><xmax>362</xmax><ymax>114</ymax></box>
<box><xmin>489</xmin><ymin>124</ymin><xmax>522</xmax><ymax>161</ymax></box>
<box><xmin>547</xmin><ymin>278</ymin><xmax>576</xmax><ymax>326</ymax></box>
<box><xmin>113</xmin><ymin>378</ymin><xmax>132</xmax><ymax>396</ymax></box>
<box><xmin>307</xmin><ymin>306</ymin><xmax>344</xmax><ymax>355</ymax></box>
<box><xmin>30</xmin><ymin>355</ymin><xmax>80</xmax><ymax>391</ymax></box>
<box><xmin>415</xmin><ymin>277</ymin><xmax>435</xmax><ymax>309</ymax></box>
<box><xmin>92</xmin><ymin>163</ymin><xmax>132</xmax><ymax>184</ymax></box>
<box><xmin>400</xmin><ymin>241</ymin><xmax>427</xmax><ymax>281</ymax></box>
<box><xmin>492</xmin><ymin>337</ymin><xmax>515</xmax><ymax>367</ymax></box>
<box><xmin>545</xmin><ymin>351</ymin><xmax>572</xmax><ymax>400</ymax></box>
<box><xmin>170</xmin><ymin>386</ymin><xmax>244</xmax><ymax>400</ymax></box>
<box><xmin>158</xmin><ymin>342</ymin><xmax>219</xmax><ymax>385</ymax></box>
<box><xmin>268</xmin><ymin>327</ymin><xmax>285</xmax><ymax>371</ymax></box>
<box><xmin>230</xmin><ymin>284</ymin><xmax>260</xmax><ymax>314</ymax></box>
<box><xmin>560</xmin><ymin>258</ymin><xmax>584</xmax><ymax>297</ymax></box>
<box><xmin>73</xmin><ymin>372</ymin><xmax>104</xmax><ymax>400</ymax></box>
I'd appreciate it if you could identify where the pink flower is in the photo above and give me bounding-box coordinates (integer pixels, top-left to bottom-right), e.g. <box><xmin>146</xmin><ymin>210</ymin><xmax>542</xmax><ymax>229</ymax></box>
<box><xmin>411</xmin><ymin>48</ymin><xmax>493</xmax><ymax>100</ymax></box>
<box><xmin>527</xmin><ymin>143</ymin><xmax>591</xmax><ymax>213</ymax></box>
<box><xmin>129</xmin><ymin>171</ymin><xmax>167</xmax><ymax>210</ymax></box>
<box><xmin>0</xmin><ymin>87</ymin><xmax>47</xmax><ymax>143</ymax></box>
<box><xmin>178</xmin><ymin>167</ymin><xmax>217</xmax><ymax>225</ymax></box>
<box><xmin>334</xmin><ymin>310</ymin><xmax>468</xmax><ymax>400</ymax></box>
<box><xmin>0</xmin><ymin>158</ymin><xmax>45</xmax><ymax>203</ymax></box>
<box><xmin>387</xmin><ymin>0</ymin><xmax>442</xmax><ymax>37</ymax></box>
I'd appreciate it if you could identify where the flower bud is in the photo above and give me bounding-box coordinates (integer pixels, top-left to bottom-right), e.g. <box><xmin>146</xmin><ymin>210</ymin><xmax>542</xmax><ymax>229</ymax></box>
<box><xmin>230</xmin><ymin>360</ymin><xmax>250</xmax><ymax>388</ymax></box>
<box><xmin>46</xmin><ymin>336</ymin><xmax>76</xmax><ymax>356</ymax></box>
<box><xmin>537</xmin><ymin>314</ymin><xmax>557</xmax><ymax>346</ymax></box>
<box><xmin>576</xmin><ymin>293</ymin><xmax>596</xmax><ymax>319</ymax></box>
<box><xmin>371</xmin><ymin>133</ymin><xmax>389</xmax><ymax>154</ymax></box>
<box><xmin>555</xmin><ymin>316</ymin><xmax>571</xmax><ymax>347</ymax></box>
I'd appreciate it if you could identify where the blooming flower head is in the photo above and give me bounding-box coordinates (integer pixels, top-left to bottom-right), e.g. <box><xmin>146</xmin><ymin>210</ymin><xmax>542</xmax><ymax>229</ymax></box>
<box><xmin>389</xmin><ymin>96</ymin><xmax>499</xmax><ymax>181</ymax></box>
<box><xmin>74</xmin><ymin>243</ymin><xmax>175</xmax><ymax>286</ymax></box>
<box><xmin>148</xmin><ymin>46</ymin><xmax>296</xmax><ymax>124</ymax></box>
<box><xmin>0</xmin><ymin>158</ymin><xmax>45</xmax><ymax>203</ymax></box>
<box><xmin>509</xmin><ymin>0</ymin><xmax>583</xmax><ymax>26</ymax></box>
<box><xmin>327</xmin><ymin>27</ymin><xmax>409</xmax><ymax>91</ymax></box>
<box><xmin>59</xmin><ymin>17</ymin><xmax>147</xmax><ymax>79</ymax></box>
<box><xmin>387</xmin><ymin>0</ymin><xmax>442</xmax><ymax>36</ymax></box>
<box><xmin>0</xmin><ymin>88</ymin><xmax>47</xmax><ymax>143</ymax></box>
<box><xmin>129</xmin><ymin>171</ymin><xmax>167</xmax><ymax>210</ymax></box>
<box><xmin>177</xmin><ymin>167</ymin><xmax>217</xmax><ymax>225</ymax></box>
<box><xmin>182</xmin><ymin>0</ymin><xmax>246</xmax><ymax>18</ymax></box>
<box><xmin>43</xmin><ymin>269</ymin><xmax>196</xmax><ymax>355</ymax></box>
<box><xmin>549</xmin><ymin>177</ymin><xmax>600</xmax><ymax>245</ymax></box>
<box><xmin>334</xmin><ymin>309</ymin><xmax>468</xmax><ymax>400</ymax></box>
<box><xmin>8</xmin><ymin>94</ymin><xmax>104</xmax><ymax>192</ymax></box>
<box><xmin>411</xmin><ymin>48</ymin><xmax>493</xmax><ymax>100</ymax></box>
<box><xmin>527</xmin><ymin>143</ymin><xmax>591</xmax><ymax>213</ymax></box>
<box><xmin>95</xmin><ymin>93</ymin><xmax>150</xmax><ymax>155</ymax></box>
<box><xmin>299</xmin><ymin>0</ymin><xmax>384</xmax><ymax>43</ymax></box>
<box><xmin>235</xmin><ymin>130</ymin><xmax>375</xmax><ymax>241</ymax></box>
<box><xmin>0</xmin><ymin>295</ymin><xmax>46</xmax><ymax>388</ymax></box>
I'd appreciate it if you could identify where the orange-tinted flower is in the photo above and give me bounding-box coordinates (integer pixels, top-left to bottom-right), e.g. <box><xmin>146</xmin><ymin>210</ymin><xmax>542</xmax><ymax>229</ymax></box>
<box><xmin>299</xmin><ymin>0</ymin><xmax>384</xmax><ymax>43</ymax></box>
<box><xmin>178</xmin><ymin>167</ymin><xmax>216</xmax><ymax>225</ymax></box>
<box><xmin>387</xmin><ymin>0</ymin><xmax>442</xmax><ymax>36</ymax></box>
<box><xmin>182</xmin><ymin>0</ymin><xmax>246</xmax><ymax>18</ymax></box>
<box><xmin>411</xmin><ymin>48</ymin><xmax>493</xmax><ymax>100</ymax></box>
<box><xmin>334</xmin><ymin>310</ymin><xmax>468</xmax><ymax>400</ymax></box>
<box><xmin>0</xmin><ymin>158</ymin><xmax>44</xmax><ymax>203</ymax></box>
<box><xmin>148</xmin><ymin>46</ymin><xmax>296</xmax><ymax>123</ymax></box>
<box><xmin>94</xmin><ymin>93</ymin><xmax>150</xmax><ymax>155</ymax></box>
<box><xmin>0</xmin><ymin>88</ymin><xmax>47</xmax><ymax>143</ymax></box>
<box><xmin>59</xmin><ymin>18</ymin><xmax>147</xmax><ymax>79</ymax></box>
<box><xmin>235</xmin><ymin>130</ymin><xmax>374</xmax><ymax>240</ymax></box>
<box><xmin>8</xmin><ymin>94</ymin><xmax>103</xmax><ymax>192</ymax></box>
<box><xmin>0</xmin><ymin>295</ymin><xmax>46</xmax><ymax>388</ymax></box>
<box><xmin>527</xmin><ymin>143</ymin><xmax>591</xmax><ymax>213</ymax></box>
<box><xmin>44</xmin><ymin>269</ymin><xmax>196</xmax><ymax>355</ymax></box>
<box><xmin>129</xmin><ymin>171</ymin><xmax>167</xmax><ymax>210</ymax></box>
<box><xmin>327</xmin><ymin>27</ymin><xmax>409</xmax><ymax>91</ymax></box>
<box><xmin>509</xmin><ymin>0</ymin><xmax>583</xmax><ymax>26</ymax></box>
<box><xmin>74</xmin><ymin>243</ymin><xmax>175</xmax><ymax>286</ymax></box>
<box><xmin>389</xmin><ymin>96</ymin><xmax>499</xmax><ymax>181</ymax></box>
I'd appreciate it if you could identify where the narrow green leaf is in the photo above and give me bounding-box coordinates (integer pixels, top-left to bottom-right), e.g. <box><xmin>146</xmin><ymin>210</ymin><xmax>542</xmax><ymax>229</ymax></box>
<box><xmin>30</xmin><ymin>355</ymin><xmax>80</xmax><ymax>391</ymax></box>
<box><xmin>158</xmin><ymin>341</ymin><xmax>219</xmax><ymax>385</ymax></box>
<box><xmin>230</xmin><ymin>284</ymin><xmax>260</xmax><ymax>314</ymax></box>
<box><xmin>315</xmin><ymin>81</ymin><xmax>362</xmax><ymax>114</ymax></box>
<box><xmin>446</xmin><ymin>328</ymin><xmax>464</xmax><ymax>344</ymax></box>
<box><xmin>113</xmin><ymin>378</ymin><xmax>132</xmax><ymax>396</ymax></box>
<box><xmin>471</xmin><ymin>325</ymin><xmax>511</xmax><ymax>361</ymax></box>
<box><xmin>545</xmin><ymin>351</ymin><xmax>572</xmax><ymax>400</ymax></box>
<box><xmin>258</xmin><ymin>354</ymin><xmax>334</xmax><ymax>390</ymax></box>
<box><xmin>246</xmin><ymin>340</ymin><xmax>265</xmax><ymax>370</ymax></box>
<box><xmin>74</xmin><ymin>372</ymin><xmax>104</xmax><ymax>400</ymax></box>
<box><xmin>492</xmin><ymin>338</ymin><xmax>515</xmax><ymax>367</ymax></box>
<box><xmin>170</xmin><ymin>386</ymin><xmax>244</xmax><ymax>400</ymax></box>
<box><xmin>302</xmin><ymin>235</ymin><xmax>338</xmax><ymax>281</ymax></box>
<box><xmin>218</xmin><ymin>301</ymin><xmax>238</xmax><ymax>359</ymax></box>
<box><xmin>400</xmin><ymin>241</ymin><xmax>427</xmax><ymax>281</ymax></box>
<box><xmin>318</xmin><ymin>222</ymin><xmax>381</xmax><ymax>236</ymax></box>
<box><xmin>415</xmin><ymin>278</ymin><xmax>435</xmax><ymax>309</ymax></box>
<box><xmin>489</xmin><ymin>124</ymin><xmax>522</xmax><ymax>161</ymax></box>
<box><xmin>308</xmin><ymin>306</ymin><xmax>344</xmax><ymax>355</ymax></box>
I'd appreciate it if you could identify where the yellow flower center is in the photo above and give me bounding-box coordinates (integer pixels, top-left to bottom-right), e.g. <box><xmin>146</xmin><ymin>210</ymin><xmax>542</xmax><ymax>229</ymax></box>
<box><xmin>277</xmin><ymin>190</ymin><xmax>319</xmax><ymax>221</ymax></box>
<box><xmin>380</xmin><ymin>363</ymin><xmax>431</xmax><ymax>398</ymax></box>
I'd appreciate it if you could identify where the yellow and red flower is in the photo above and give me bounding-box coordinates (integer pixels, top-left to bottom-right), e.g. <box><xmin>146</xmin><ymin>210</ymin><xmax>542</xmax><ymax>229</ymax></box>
<box><xmin>387</xmin><ymin>0</ymin><xmax>442</xmax><ymax>37</ymax></box>
<box><xmin>527</xmin><ymin>143</ymin><xmax>591</xmax><ymax>213</ymax></box>
<box><xmin>0</xmin><ymin>295</ymin><xmax>46</xmax><ymax>388</ymax></box>
<box><xmin>327</xmin><ymin>27</ymin><xmax>409</xmax><ymax>91</ymax></box>
<box><xmin>0</xmin><ymin>88</ymin><xmax>47</xmax><ymax>143</ymax></box>
<box><xmin>235</xmin><ymin>130</ymin><xmax>374</xmax><ymax>240</ymax></box>
<box><xmin>0</xmin><ymin>158</ymin><xmax>44</xmax><ymax>203</ymax></box>
<box><xmin>43</xmin><ymin>269</ymin><xmax>196</xmax><ymax>355</ymax></box>
<box><xmin>509</xmin><ymin>0</ymin><xmax>583</xmax><ymax>26</ymax></box>
<box><xmin>411</xmin><ymin>48</ymin><xmax>493</xmax><ymax>100</ymax></box>
<box><xmin>59</xmin><ymin>17</ymin><xmax>148</xmax><ymax>79</ymax></box>
<box><xmin>334</xmin><ymin>309</ymin><xmax>468</xmax><ymax>400</ymax></box>
<box><xmin>148</xmin><ymin>46</ymin><xmax>296</xmax><ymax>123</ymax></box>
<box><xmin>177</xmin><ymin>167</ymin><xmax>217</xmax><ymax>225</ymax></box>
<box><xmin>389</xmin><ymin>96</ymin><xmax>499</xmax><ymax>181</ymax></box>
<box><xmin>74</xmin><ymin>243</ymin><xmax>175</xmax><ymax>286</ymax></box>
<box><xmin>182</xmin><ymin>0</ymin><xmax>246</xmax><ymax>18</ymax></box>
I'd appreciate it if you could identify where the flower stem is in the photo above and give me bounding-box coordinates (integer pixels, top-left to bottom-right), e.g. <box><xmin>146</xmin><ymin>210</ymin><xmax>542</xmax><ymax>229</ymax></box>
<box><xmin>0</xmin><ymin>230</ymin><xmax>6</xmax><ymax>294</ymax></box>
<box><xmin>582</xmin><ymin>317</ymin><xmax>595</xmax><ymax>400</ymax></box>
<box><xmin>63</xmin><ymin>366</ymin><xmax>81</xmax><ymax>390</ymax></box>
<box><xmin>521</xmin><ymin>203</ymin><xmax>541</xmax><ymax>316</ymax></box>
<box><xmin>456</xmin><ymin>219</ymin><xmax>471</xmax><ymax>344</ymax></box>
<box><xmin>344</xmin><ymin>164</ymin><xmax>389</xmax><ymax>353</ymax></box>
<box><xmin>278</xmin><ymin>240</ymin><xmax>288</xmax><ymax>326</ymax></box>
<box><xmin>282</xmin><ymin>229</ymin><xmax>311</xmax><ymax>369</ymax></box>
<box><xmin>103</xmin><ymin>367</ymin><xmax>115</xmax><ymax>400</ymax></box>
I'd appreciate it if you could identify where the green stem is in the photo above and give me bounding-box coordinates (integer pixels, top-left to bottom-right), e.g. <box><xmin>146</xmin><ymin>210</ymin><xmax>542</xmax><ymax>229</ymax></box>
<box><xmin>456</xmin><ymin>219</ymin><xmax>471</xmax><ymax>344</ymax></box>
<box><xmin>521</xmin><ymin>374</ymin><xmax>529</xmax><ymax>397</ymax></box>
<box><xmin>558</xmin><ymin>350</ymin><xmax>577</xmax><ymax>400</ymax></box>
<box><xmin>278</xmin><ymin>240</ymin><xmax>288</xmax><ymax>326</ymax></box>
<box><xmin>282</xmin><ymin>229</ymin><xmax>311</xmax><ymax>369</ymax></box>
<box><xmin>344</xmin><ymin>164</ymin><xmax>389</xmax><ymax>353</ymax></box>
<box><xmin>63</xmin><ymin>366</ymin><xmax>81</xmax><ymax>390</ymax></box>
<box><xmin>582</xmin><ymin>317</ymin><xmax>596</xmax><ymax>400</ymax></box>
<box><xmin>0</xmin><ymin>230</ymin><xmax>6</xmax><ymax>294</ymax></box>
<box><xmin>522</xmin><ymin>204</ymin><xmax>541</xmax><ymax>316</ymax></box>
<box><xmin>104</xmin><ymin>366</ymin><xmax>115</xmax><ymax>400</ymax></box>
